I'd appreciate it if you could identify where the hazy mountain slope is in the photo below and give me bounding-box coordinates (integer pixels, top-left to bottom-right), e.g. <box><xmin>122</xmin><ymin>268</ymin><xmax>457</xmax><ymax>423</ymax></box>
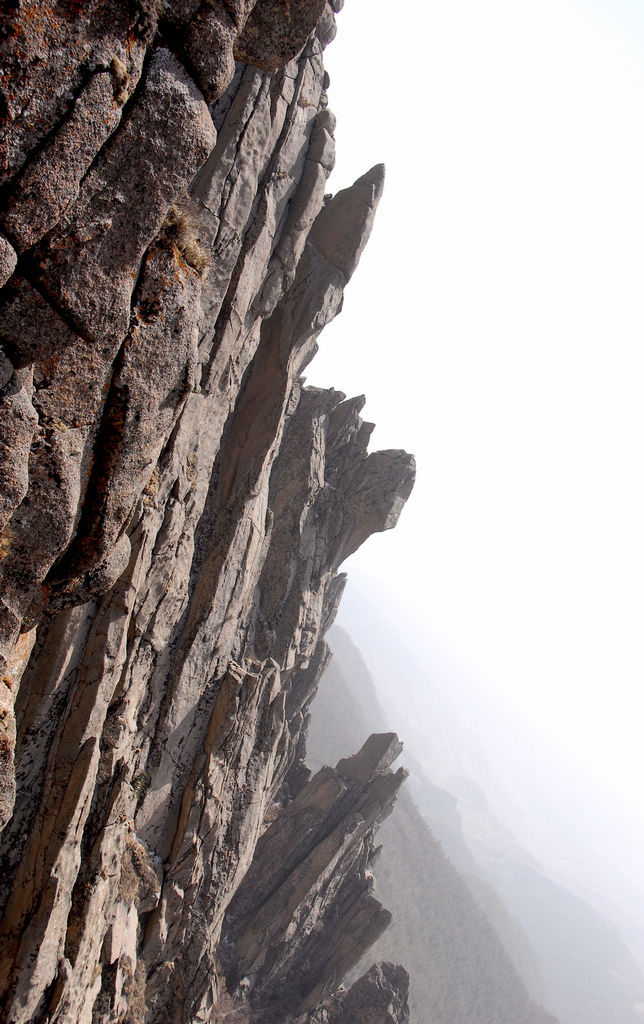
<box><xmin>390</xmin><ymin>750</ymin><xmax>547</xmax><ymax>1003</ymax></box>
<box><xmin>451</xmin><ymin>777</ymin><xmax>644</xmax><ymax>1024</ymax></box>
<box><xmin>307</xmin><ymin>627</ymin><xmax>549</xmax><ymax>1000</ymax></box>
<box><xmin>307</xmin><ymin>627</ymin><xmax>558</xmax><ymax>1024</ymax></box>
<box><xmin>305</xmin><ymin>631</ymin><xmax>377</xmax><ymax>768</ymax></box>
<box><xmin>373</xmin><ymin>795</ymin><xmax>558</xmax><ymax>1024</ymax></box>
<box><xmin>337</xmin><ymin>581</ymin><xmax>644</xmax><ymax>986</ymax></box>
<box><xmin>320</xmin><ymin>621</ymin><xmax>644</xmax><ymax>1024</ymax></box>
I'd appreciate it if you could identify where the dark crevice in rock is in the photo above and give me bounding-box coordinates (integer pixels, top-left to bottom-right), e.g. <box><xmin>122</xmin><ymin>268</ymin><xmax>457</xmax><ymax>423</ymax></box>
<box><xmin>0</xmin><ymin>64</ymin><xmax>97</xmax><ymax>214</ymax></box>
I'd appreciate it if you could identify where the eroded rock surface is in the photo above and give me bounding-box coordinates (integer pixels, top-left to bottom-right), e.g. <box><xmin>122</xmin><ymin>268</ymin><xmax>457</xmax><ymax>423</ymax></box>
<box><xmin>0</xmin><ymin>3</ymin><xmax>414</xmax><ymax>1022</ymax></box>
<box><xmin>305</xmin><ymin>962</ymin><xmax>411</xmax><ymax>1024</ymax></box>
<box><xmin>221</xmin><ymin>735</ymin><xmax>408</xmax><ymax>1022</ymax></box>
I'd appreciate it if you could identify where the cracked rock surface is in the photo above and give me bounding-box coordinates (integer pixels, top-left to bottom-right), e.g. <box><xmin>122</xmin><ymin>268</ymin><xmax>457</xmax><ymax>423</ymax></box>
<box><xmin>221</xmin><ymin>734</ymin><xmax>409</xmax><ymax>1023</ymax></box>
<box><xmin>0</xmin><ymin>3</ymin><xmax>414</xmax><ymax>1022</ymax></box>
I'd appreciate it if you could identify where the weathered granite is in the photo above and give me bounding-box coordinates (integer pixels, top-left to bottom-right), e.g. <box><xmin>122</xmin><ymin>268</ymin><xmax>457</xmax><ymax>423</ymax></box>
<box><xmin>234</xmin><ymin>0</ymin><xmax>328</xmax><ymax>70</ymax></box>
<box><xmin>0</xmin><ymin>0</ymin><xmax>154</xmax><ymax>191</ymax></box>
<box><xmin>34</xmin><ymin>49</ymin><xmax>216</xmax><ymax>346</ymax></box>
<box><xmin>0</xmin><ymin>3</ymin><xmax>415</xmax><ymax>1023</ymax></box>
<box><xmin>1</xmin><ymin>70</ymin><xmax>129</xmax><ymax>252</ymax></box>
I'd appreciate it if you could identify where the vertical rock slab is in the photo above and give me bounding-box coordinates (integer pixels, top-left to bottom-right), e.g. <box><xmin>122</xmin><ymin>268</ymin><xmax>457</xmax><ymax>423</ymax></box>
<box><xmin>0</xmin><ymin>278</ymin><xmax>121</xmax><ymax>641</ymax></box>
<box><xmin>47</xmin><ymin>235</ymin><xmax>205</xmax><ymax>594</ymax></box>
<box><xmin>0</xmin><ymin>52</ymin><xmax>215</xmax><ymax>839</ymax></box>
<box><xmin>0</xmin><ymin>362</ymin><xmax>37</xmax><ymax>537</ymax></box>
<box><xmin>220</xmin><ymin>735</ymin><xmax>408</xmax><ymax>1021</ymax></box>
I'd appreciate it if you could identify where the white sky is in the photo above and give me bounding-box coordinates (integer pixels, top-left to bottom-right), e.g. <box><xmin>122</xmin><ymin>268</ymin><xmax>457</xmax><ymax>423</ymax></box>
<box><xmin>309</xmin><ymin>0</ymin><xmax>644</xmax><ymax>896</ymax></box>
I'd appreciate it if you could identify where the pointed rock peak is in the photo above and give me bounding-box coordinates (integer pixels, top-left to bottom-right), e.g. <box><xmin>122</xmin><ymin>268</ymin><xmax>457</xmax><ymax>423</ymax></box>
<box><xmin>310</xmin><ymin>164</ymin><xmax>386</xmax><ymax>280</ymax></box>
<box><xmin>322</xmin><ymin>961</ymin><xmax>410</xmax><ymax>1024</ymax></box>
<box><xmin>354</xmin><ymin>162</ymin><xmax>386</xmax><ymax>203</ymax></box>
<box><xmin>338</xmin><ymin>393</ymin><xmax>367</xmax><ymax>415</ymax></box>
<box><xmin>327</xmin><ymin>393</ymin><xmax>369</xmax><ymax>446</ymax></box>
<box><xmin>335</xmin><ymin>732</ymin><xmax>403</xmax><ymax>784</ymax></box>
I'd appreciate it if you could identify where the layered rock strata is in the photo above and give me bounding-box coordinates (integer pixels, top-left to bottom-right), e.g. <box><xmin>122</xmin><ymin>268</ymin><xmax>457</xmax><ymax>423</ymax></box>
<box><xmin>0</xmin><ymin>2</ymin><xmax>414</xmax><ymax>1023</ymax></box>
<box><xmin>221</xmin><ymin>734</ymin><xmax>409</xmax><ymax>1022</ymax></box>
<box><xmin>303</xmin><ymin>962</ymin><xmax>411</xmax><ymax>1024</ymax></box>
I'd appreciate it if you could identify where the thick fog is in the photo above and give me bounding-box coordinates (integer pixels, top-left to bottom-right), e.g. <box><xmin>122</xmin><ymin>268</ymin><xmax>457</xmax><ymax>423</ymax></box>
<box><xmin>310</xmin><ymin>0</ymin><xmax>644</xmax><ymax>991</ymax></box>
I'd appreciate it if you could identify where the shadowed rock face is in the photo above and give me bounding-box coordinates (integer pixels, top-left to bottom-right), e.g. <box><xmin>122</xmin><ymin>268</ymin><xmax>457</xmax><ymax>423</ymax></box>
<box><xmin>306</xmin><ymin>962</ymin><xmax>411</xmax><ymax>1024</ymax></box>
<box><xmin>0</xmin><ymin>3</ymin><xmax>414</xmax><ymax>1023</ymax></box>
<box><xmin>221</xmin><ymin>734</ymin><xmax>409</xmax><ymax>1023</ymax></box>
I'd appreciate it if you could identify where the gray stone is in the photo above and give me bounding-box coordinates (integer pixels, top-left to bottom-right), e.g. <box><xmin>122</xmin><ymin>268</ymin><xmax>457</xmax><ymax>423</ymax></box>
<box><xmin>0</xmin><ymin>0</ymin><xmax>154</xmax><ymax>190</ymax></box>
<box><xmin>0</xmin><ymin>235</ymin><xmax>17</xmax><ymax>287</ymax></box>
<box><xmin>1</xmin><ymin>72</ymin><xmax>127</xmax><ymax>252</ymax></box>
<box><xmin>234</xmin><ymin>0</ymin><xmax>328</xmax><ymax>70</ymax></box>
<box><xmin>50</xmin><ymin>232</ymin><xmax>204</xmax><ymax>583</ymax></box>
<box><xmin>36</xmin><ymin>50</ymin><xmax>216</xmax><ymax>346</ymax></box>
<box><xmin>0</xmin><ymin>363</ymin><xmax>37</xmax><ymax>537</ymax></box>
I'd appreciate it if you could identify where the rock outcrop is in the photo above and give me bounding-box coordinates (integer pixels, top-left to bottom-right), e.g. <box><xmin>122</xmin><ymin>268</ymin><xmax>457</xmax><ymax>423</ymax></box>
<box><xmin>0</xmin><ymin>2</ymin><xmax>414</xmax><ymax>1023</ymax></box>
<box><xmin>304</xmin><ymin>962</ymin><xmax>411</xmax><ymax>1024</ymax></box>
<box><xmin>221</xmin><ymin>734</ymin><xmax>408</xmax><ymax>1022</ymax></box>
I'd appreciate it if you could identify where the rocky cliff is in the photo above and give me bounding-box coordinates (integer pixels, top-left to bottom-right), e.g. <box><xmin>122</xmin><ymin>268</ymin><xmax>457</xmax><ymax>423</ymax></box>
<box><xmin>0</xmin><ymin>2</ymin><xmax>415</xmax><ymax>1022</ymax></box>
<box><xmin>221</xmin><ymin>733</ymin><xmax>408</xmax><ymax>1022</ymax></box>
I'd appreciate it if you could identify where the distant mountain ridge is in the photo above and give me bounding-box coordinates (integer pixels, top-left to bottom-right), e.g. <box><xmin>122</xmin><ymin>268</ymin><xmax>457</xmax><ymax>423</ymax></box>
<box><xmin>308</xmin><ymin>625</ymin><xmax>644</xmax><ymax>1024</ymax></box>
<box><xmin>307</xmin><ymin>627</ymin><xmax>558</xmax><ymax>1024</ymax></box>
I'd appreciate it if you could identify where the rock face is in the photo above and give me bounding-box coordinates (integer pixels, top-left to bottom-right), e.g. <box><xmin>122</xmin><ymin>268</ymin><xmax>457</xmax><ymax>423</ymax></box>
<box><xmin>0</xmin><ymin>3</ymin><xmax>414</xmax><ymax>1024</ymax></box>
<box><xmin>221</xmin><ymin>734</ymin><xmax>408</xmax><ymax>1022</ymax></box>
<box><xmin>305</xmin><ymin>962</ymin><xmax>411</xmax><ymax>1024</ymax></box>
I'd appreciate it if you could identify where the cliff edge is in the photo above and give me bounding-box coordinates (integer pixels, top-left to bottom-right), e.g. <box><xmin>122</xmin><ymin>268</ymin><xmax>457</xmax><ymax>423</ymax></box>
<box><xmin>0</xmin><ymin>3</ymin><xmax>414</xmax><ymax>1023</ymax></box>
